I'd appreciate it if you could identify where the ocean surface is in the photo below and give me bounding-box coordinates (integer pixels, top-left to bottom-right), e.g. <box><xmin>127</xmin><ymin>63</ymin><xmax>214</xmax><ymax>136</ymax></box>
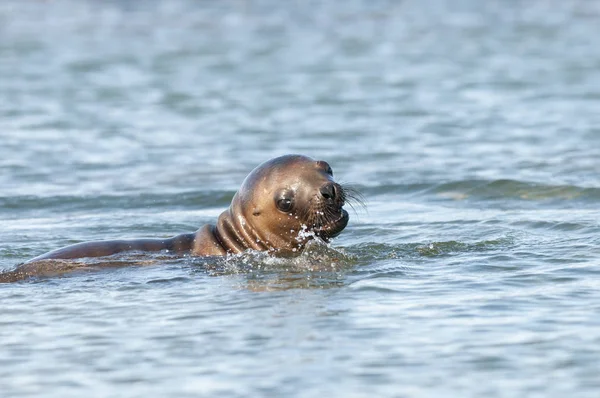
<box><xmin>2</xmin><ymin>0</ymin><xmax>600</xmax><ymax>397</ymax></box>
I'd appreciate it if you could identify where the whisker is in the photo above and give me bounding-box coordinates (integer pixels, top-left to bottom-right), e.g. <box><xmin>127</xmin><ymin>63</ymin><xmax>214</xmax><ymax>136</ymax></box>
<box><xmin>341</xmin><ymin>184</ymin><xmax>367</xmax><ymax>215</ymax></box>
<box><xmin>322</xmin><ymin>205</ymin><xmax>337</xmax><ymax>223</ymax></box>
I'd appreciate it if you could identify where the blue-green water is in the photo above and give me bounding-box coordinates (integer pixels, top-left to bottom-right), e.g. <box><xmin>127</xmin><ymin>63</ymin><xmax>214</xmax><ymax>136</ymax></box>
<box><xmin>2</xmin><ymin>1</ymin><xmax>600</xmax><ymax>397</ymax></box>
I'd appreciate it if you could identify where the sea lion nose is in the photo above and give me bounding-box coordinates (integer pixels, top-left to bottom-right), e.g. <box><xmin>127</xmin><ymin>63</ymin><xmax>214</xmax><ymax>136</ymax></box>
<box><xmin>319</xmin><ymin>183</ymin><xmax>337</xmax><ymax>201</ymax></box>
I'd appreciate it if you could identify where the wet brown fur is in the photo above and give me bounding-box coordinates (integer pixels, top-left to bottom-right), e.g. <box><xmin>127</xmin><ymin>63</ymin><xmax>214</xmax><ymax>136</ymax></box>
<box><xmin>24</xmin><ymin>155</ymin><xmax>350</xmax><ymax>263</ymax></box>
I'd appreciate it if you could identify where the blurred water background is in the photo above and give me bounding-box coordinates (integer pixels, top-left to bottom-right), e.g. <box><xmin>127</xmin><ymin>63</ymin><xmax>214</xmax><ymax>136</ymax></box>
<box><xmin>2</xmin><ymin>0</ymin><xmax>600</xmax><ymax>397</ymax></box>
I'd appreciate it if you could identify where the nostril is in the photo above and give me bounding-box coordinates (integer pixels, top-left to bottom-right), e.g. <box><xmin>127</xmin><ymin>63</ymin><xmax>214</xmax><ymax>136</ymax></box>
<box><xmin>319</xmin><ymin>183</ymin><xmax>336</xmax><ymax>200</ymax></box>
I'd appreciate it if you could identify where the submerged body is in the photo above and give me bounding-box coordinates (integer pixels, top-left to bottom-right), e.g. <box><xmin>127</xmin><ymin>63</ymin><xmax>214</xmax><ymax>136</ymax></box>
<box><xmin>26</xmin><ymin>155</ymin><xmax>349</xmax><ymax>263</ymax></box>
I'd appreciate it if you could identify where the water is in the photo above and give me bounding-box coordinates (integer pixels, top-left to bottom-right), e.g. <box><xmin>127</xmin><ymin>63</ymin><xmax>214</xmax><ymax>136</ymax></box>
<box><xmin>2</xmin><ymin>0</ymin><xmax>600</xmax><ymax>396</ymax></box>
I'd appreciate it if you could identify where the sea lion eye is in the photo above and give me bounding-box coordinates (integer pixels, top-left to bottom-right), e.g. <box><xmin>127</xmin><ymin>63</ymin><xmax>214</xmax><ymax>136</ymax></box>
<box><xmin>275</xmin><ymin>190</ymin><xmax>295</xmax><ymax>213</ymax></box>
<box><xmin>276</xmin><ymin>198</ymin><xmax>293</xmax><ymax>212</ymax></box>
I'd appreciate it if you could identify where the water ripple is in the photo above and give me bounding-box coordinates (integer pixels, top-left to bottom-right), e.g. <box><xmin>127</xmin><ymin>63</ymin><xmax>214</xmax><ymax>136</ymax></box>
<box><xmin>2</xmin><ymin>1</ymin><xmax>600</xmax><ymax>397</ymax></box>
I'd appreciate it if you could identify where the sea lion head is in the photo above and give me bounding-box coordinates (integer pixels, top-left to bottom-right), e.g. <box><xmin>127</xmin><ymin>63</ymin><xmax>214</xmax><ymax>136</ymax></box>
<box><xmin>215</xmin><ymin>155</ymin><xmax>350</xmax><ymax>255</ymax></box>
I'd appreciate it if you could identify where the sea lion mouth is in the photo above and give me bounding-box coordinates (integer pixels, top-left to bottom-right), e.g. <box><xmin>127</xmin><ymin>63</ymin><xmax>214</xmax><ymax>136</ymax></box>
<box><xmin>313</xmin><ymin>208</ymin><xmax>349</xmax><ymax>242</ymax></box>
<box><xmin>302</xmin><ymin>182</ymin><xmax>354</xmax><ymax>242</ymax></box>
<box><xmin>297</xmin><ymin>182</ymin><xmax>361</xmax><ymax>244</ymax></box>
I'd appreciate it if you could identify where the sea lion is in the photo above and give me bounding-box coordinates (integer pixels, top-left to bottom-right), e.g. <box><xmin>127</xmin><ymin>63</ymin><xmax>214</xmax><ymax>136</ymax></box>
<box><xmin>25</xmin><ymin>154</ymin><xmax>350</xmax><ymax>263</ymax></box>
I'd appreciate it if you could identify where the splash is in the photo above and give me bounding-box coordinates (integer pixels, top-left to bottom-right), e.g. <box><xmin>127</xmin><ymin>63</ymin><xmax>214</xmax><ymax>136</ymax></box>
<box><xmin>198</xmin><ymin>238</ymin><xmax>354</xmax><ymax>276</ymax></box>
<box><xmin>295</xmin><ymin>223</ymin><xmax>318</xmax><ymax>243</ymax></box>
<box><xmin>195</xmin><ymin>239</ymin><xmax>356</xmax><ymax>290</ymax></box>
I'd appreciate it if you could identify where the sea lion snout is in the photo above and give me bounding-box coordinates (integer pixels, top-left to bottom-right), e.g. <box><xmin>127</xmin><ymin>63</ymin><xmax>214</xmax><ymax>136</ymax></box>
<box><xmin>319</xmin><ymin>182</ymin><xmax>336</xmax><ymax>200</ymax></box>
<box><xmin>319</xmin><ymin>182</ymin><xmax>345</xmax><ymax>206</ymax></box>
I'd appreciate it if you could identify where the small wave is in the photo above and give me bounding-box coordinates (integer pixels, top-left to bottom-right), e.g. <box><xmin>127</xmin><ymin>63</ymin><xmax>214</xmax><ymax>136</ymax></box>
<box><xmin>361</xmin><ymin>180</ymin><xmax>600</xmax><ymax>203</ymax></box>
<box><xmin>346</xmin><ymin>236</ymin><xmax>515</xmax><ymax>260</ymax></box>
<box><xmin>509</xmin><ymin>219</ymin><xmax>597</xmax><ymax>233</ymax></box>
<box><xmin>433</xmin><ymin>179</ymin><xmax>598</xmax><ymax>202</ymax></box>
<box><xmin>0</xmin><ymin>237</ymin><xmax>514</xmax><ymax>285</ymax></box>
<box><xmin>0</xmin><ymin>191</ymin><xmax>235</xmax><ymax>212</ymax></box>
<box><xmin>146</xmin><ymin>276</ymin><xmax>192</xmax><ymax>284</ymax></box>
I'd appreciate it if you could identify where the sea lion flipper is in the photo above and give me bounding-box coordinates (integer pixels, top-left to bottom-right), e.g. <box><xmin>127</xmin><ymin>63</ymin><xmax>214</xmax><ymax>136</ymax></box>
<box><xmin>26</xmin><ymin>234</ymin><xmax>196</xmax><ymax>263</ymax></box>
